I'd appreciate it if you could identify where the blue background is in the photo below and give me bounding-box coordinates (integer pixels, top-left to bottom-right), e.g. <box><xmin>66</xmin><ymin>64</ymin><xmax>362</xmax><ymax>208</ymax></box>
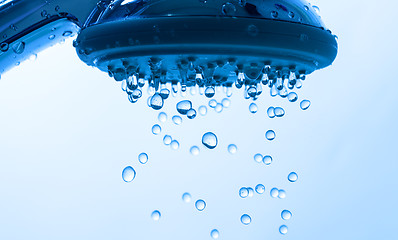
<box><xmin>0</xmin><ymin>0</ymin><xmax>397</xmax><ymax>239</ymax></box>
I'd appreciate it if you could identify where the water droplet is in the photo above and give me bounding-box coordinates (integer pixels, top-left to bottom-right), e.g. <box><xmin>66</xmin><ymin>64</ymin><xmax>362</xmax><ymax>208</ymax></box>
<box><xmin>132</xmin><ymin>89</ymin><xmax>142</xmax><ymax>99</ymax></box>
<box><xmin>48</xmin><ymin>34</ymin><xmax>55</xmax><ymax>40</ymax></box>
<box><xmin>158</xmin><ymin>112</ymin><xmax>167</xmax><ymax>122</ymax></box>
<box><xmin>176</xmin><ymin>100</ymin><xmax>192</xmax><ymax>115</ymax></box>
<box><xmin>12</xmin><ymin>41</ymin><xmax>25</xmax><ymax>54</ymax></box>
<box><xmin>255</xmin><ymin>184</ymin><xmax>265</xmax><ymax>194</ymax></box>
<box><xmin>312</xmin><ymin>5</ymin><xmax>320</xmax><ymax>14</ymax></box>
<box><xmin>190</xmin><ymin>146</ymin><xmax>200</xmax><ymax>155</ymax></box>
<box><xmin>198</xmin><ymin>105</ymin><xmax>207</xmax><ymax>116</ymax></box>
<box><xmin>160</xmin><ymin>88</ymin><xmax>170</xmax><ymax>99</ymax></box>
<box><xmin>247</xmin><ymin>187</ymin><xmax>254</xmax><ymax>197</ymax></box>
<box><xmin>195</xmin><ymin>199</ymin><xmax>206</xmax><ymax>211</ymax></box>
<box><xmin>249</xmin><ymin>103</ymin><xmax>258</xmax><ymax>113</ymax></box>
<box><xmin>300</xmin><ymin>100</ymin><xmax>311</xmax><ymax>110</ymax></box>
<box><xmin>151</xmin><ymin>124</ymin><xmax>161</xmax><ymax>135</ymax></box>
<box><xmin>62</xmin><ymin>31</ymin><xmax>72</xmax><ymax>37</ymax></box>
<box><xmin>263</xmin><ymin>155</ymin><xmax>272</xmax><ymax>165</ymax></box>
<box><xmin>182</xmin><ymin>192</ymin><xmax>192</xmax><ymax>203</ymax></box>
<box><xmin>240</xmin><ymin>214</ymin><xmax>251</xmax><ymax>225</ymax></box>
<box><xmin>279</xmin><ymin>225</ymin><xmax>288</xmax><ymax>235</ymax></box>
<box><xmin>267</xmin><ymin>107</ymin><xmax>275</xmax><ymax>118</ymax></box>
<box><xmin>150</xmin><ymin>93</ymin><xmax>164</xmax><ymax>110</ymax></box>
<box><xmin>210</xmin><ymin>229</ymin><xmax>219</xmax><ymax>239</ymax></box>
<box><xmin>222</xmin><ymin>2</ymin><xmax>236</xmax><ymax>16</ymax></box>
<box><xmin>271</xmin><ymin>10</ymin><xmax>279</xmax><ymax>18</ymax></box>
<box><xmin>151</xmin><ymin>210</ymin><xmax>161</xmax><ymax>221</ymax></box>
<box><xmin>187</xmin><ymin>109</ymin><xmax>197</xmax><ymax>119</ymax></box>
<box><xmin>278</xmin><ymin>189</ymin><xmax>286</xmax><ymax>199</ymax></box>
<box><xmin>270</xmin><ymin>188</ymin><xmax>279</xmax><ymax>198</ymax></box>
<box><xmin>288</xmin><ymin>172</ymin><xmax>298</xmax><ymax>182</ymax></box>
<box><xmin>288</xmin><ymin>92</ymin><xmax>298</xmax><ymax>102</ymax></box>
<box><xmin>228</xmin><ymin>144</ymin><xmax>237</xmax><ymax>154</ymax></box>
<box><xmin>247</xmin><ymin>24</ymin><xmax>259</xmax><ymax>37</ymax></box>
<box><xmin>239</xmin><ymin>187</ymin><xmax>249</xmax><ymax>198</ymax></box>
<box><xmin>209</xmin><ymin>99</ymin><xmax>217</xmax><ymax>108</ymax></box>
<box><xmin>205</xmin><ymin>87</ymin><xmax>215</xmax><ymax>98</ymax></box>
<box><xmin>247</xmin><ymin>87</ymin><xmax>257</xmax><ymax>97</ymax></box>
<box><xmin>265</xmin><ymin>130</ymin><xmax>276</xmax><ymax>141</ymax></box>
<box><xmin>138</xmin><ymin>152</ymin><xmax>148</xmax><ymax>164</ymax></box>
<box><xmin>274</xmin><ymin>107</ymin><xmax>285</xmax><ymax>117</ymax></box>
<box><xmin>288</xmin><ymin>11</ymin><xmax>295</xmax><ymax>18</ymax></box>
<box><xmin>170</xmin><ymin>140</ymin><xmax>180</xmax><ymax>150</ymax></box>
<box><xmin>122</xmin><ymin>166</ymin><xmax>136</xmax><ymax>182</ymax></box>
<box><xmin>281</xmin><ymin>210</ymin><xmax>292</xmax><ymax>220</ymax></box>
<box><xmin>172</xmin><ymin>115</ymin><xmax>183</xmax><ymax>125</ymax></box>
<box><xmin>254</xmin><ymin>153</ymin><xmax>263</xmax><ymax>163</ymax></box>
<box><xmin>221</xmin><ymin>98</ymin><xmax>231</xmax><ymax>108</ymax></box>
<box><xmin>163</xmin><ymin>135</ymin><xmax>172</xmax><ymax>145</ymax></box>
<box><xmin>202</xmin><ymin>132</ymin><xmax>218</xmax><ymax>149</ymax></box>
<box><xmin>214</xmin><ymin>103</ymin><xmax>223</xmax><ymax>113</ymax></box>
<box><xmin>0</xmin><ymin>42</ymin><xmax>9</xmax><ymax>52</ymax></box>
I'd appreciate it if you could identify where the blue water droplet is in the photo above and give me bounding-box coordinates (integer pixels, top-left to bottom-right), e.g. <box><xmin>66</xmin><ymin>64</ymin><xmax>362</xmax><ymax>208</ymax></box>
<box><xmin>279</xmin><ymin>225</ymin><xmax>288</xmax><ymax>235</ymax></box>
<box><xmin>288</xmin><ymin>172</ymin><xmax>298</xmax><ymax>182</ymax></box>
<box><xmin>182</xmin><ymin>192</ymin><xmax>192</xmax><ymax>203</ymax></box>
<box><xmin>278</xmin><ymin>189</ymin><xmax>286</xmax><ymax>199</ymax></box>
<box><xmin>172</xmin><ymin>115</ymin><xmax>183</xmax><ymax>125</ymax></box>
<box><xmin>240</xmin><ymin>214</ymin><xmax>251</xmax><ymax>225</ymax></box>
<box><xmin>176</xmin><ymin>100</ymin><xmax>192</xmax><ymax>115</ymax></box>
<box><xmin>163</xmin><ymin>135</ymin><xmax>172</xmax><ymax>145</ymax></box>
<box><xmin>228</xmin><ymin>144</ymin><xmax>237</xmax><ymax>154</ymax></box>
<box><xmin>170</xmin><ymin>140</ymin><xmax>180</xmax><ymax>150</ymax></box>
<box><xmin>254</xmin><ymin>153</ymin><xmax>263</xmax><ymax>163</ymax></box>
<box><xmin>151</xmin><ymin>210</ymin><xmax>161</xmax><ymax>221</ymax></box>
<box><xmin>209</xmin><ymin>99</ymin><xmax>217</xmax><ymax>108</ymax></box>
<box><xmin>159</xmin><ymin>88</ymin><xmax>170</xmax><ymax>99</ymax></box>
<box><xmin>158</xmin><ymin>112</ymin><xmax>167</xmax><ymax>122</ymax></box>
<box><xmin>300</xmin><ymin>100</ymin><xmax>311</xmax><ymax>110</ymax></box>
<box><xmin>239</xmin><ymin>187</ymin><xmax>249</xmax><ymax>198</ymax></box>
<box><xmin>247</xmin><ymin>187</ymin><xmax>254</xmax><ymax>197</ymax></box>
<box><xmin>195</xmin><ymin>199</ymin><xmax>206</xmax><ymax>211</ymax></box>
<box><xmin>187</xmin><ymin>109</ymin><xmax>197</xmax><ymax>119</ymax></box>
<box><xmin>221</xmin><ymin>98</ymin><xmax>231</xmax><ymax>108</ymax></box>
<box><xmin>152</xmin><ymin>124</ymin><xmax>161</xmax><ymax>135</ymax></box>
<box><xmin>263</xmin><ymin>155</ymin><xmax>272</xmax><ymax>165</ymax></box>
<box><xmin>249</xmin><ymin>103</ymin><xmax>258</xmax><ymax>113</ymax></box>
<box><xmin>190</xmin><ymin>146</ymin><xmax>200</xmax><ymax>155</ymax></box>
<box><xmin>210</xmin><ymin>229</ymin><xmax>219</xmax><ymax>239</ymax></box>
<box><xmin>138</xmin><ymin>152</ymin><xmax>148</xmax><ymax>164</ymax></box>
<box><xmin>202</xmin><ymin>132</ymin><xmax>218</xmax><ymax>149</ymax></box>
<box><xmin>255</xmin><ymin>184</ymin><xmax>265</xmax><ymax>194</ymax></box>
<box><xmin>267</xmin><ymin>107</ymin><xmax>275</xmax><ymax>118</ymax></box>
<box><xmin>215</xmin><ymin>103</ymin><xmax>223</xmax><ymax>113</ymax></box>
<box><xmin>150</xmin><ymin>93</ymin><xmax>164</xmax><ymax>110</ymax></box>
<box><xmin>281</xmin><ymin>210</ymin><xmax>292</xmax><ymax>220</ymax></box>
<box><xmin>122</xmin><ymin>166</ymin><xmax>136</xmax><ymax>182</ymax></box>
<box><xmin>274</xmin><ymin>107</ymin><xmax>285</xmax><ymax>117</ymax></box>
<box><xmin>265</xmin><ymin>130</ymin><xmax>276</xmax><ymax>141</ymax></box>
<box><xmin>270</xmin><ymin>188</ymin><xmax>279</xmax><ymax>198</ymax></box>
<box><xmin>198</xmin><ymin>105</ymin><xmax>207</xmax><ymax>116</ymax></box>
<box><xmin>288</xmin><ymin>92</ymin><xmax>298</xmax><ymax>102</ymax></box>
<box><xmin>205</xmin><ymin>87</ymin><xmax>215</xmax><ymax>98</ymax></box>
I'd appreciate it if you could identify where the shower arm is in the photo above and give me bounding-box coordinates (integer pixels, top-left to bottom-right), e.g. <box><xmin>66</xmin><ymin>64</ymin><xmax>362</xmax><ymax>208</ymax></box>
<box><xmin>0</xmin><ymin>0</ymin><xmax>108</xmax><ymax>76</ymax></box>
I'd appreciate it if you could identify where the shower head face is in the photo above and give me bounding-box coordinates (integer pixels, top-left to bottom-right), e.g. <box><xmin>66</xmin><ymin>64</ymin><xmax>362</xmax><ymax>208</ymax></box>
<box><xmin>75</xmin><ymin>0</ymin><xmax>338</xmax><ymax>93</ymax></box>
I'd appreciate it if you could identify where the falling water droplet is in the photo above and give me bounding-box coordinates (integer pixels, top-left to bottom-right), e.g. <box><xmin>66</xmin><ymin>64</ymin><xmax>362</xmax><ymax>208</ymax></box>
<box><xmin>202</xmin><ymin>132</ymin><xmax>218</xmax><ymax>149</ymax></box>
<box><xmin>187</xmin><ymin>109</ymin><xmax>197</xmax><ymax>119</ymax></box>
<box><xmin>209</xmin><ymin>99</ymin><xmax>217</xmax><ymax>108</ymax></box>
<box><xmin>214</xmin><ymin>103</ymin><xmax>223</xmax><ymax>113</ymax></box>
<box><xmin>240</xmin><ymin>214</ymin><xmax>251</xmax><ymax>225</ymax></box>
<box><xmin>267</xmin><ymin>107</ymin><xmax>275</xmax><ymax>118</ymax></box>
<box><xmin>270</xmin><ymin>188</ymin><xmax>279</xmax><ymax>198</ymax></box>
<box><xmin>48</xmin><ymin>34</ymin><xmax>55</xmax><ymax>40</ymax></box>
<box><xmin>279</xmin><ymin>225</ymin><xmax>288</xmax><ymax>235</ymax></box>
<box><xmin>198</xmin><ymin>105</ymin><xmax>207</xmax><ymax>116</ymax></box>
<box><xmin>158</xmin><ymin>112</ymin><xmax>167</xmax><ymax>122</ymax></box>
<box><xmin>190</xmin><ymin>146</ymin><xmax>200</xmax><ymax>155</ymax></box>
<box><xmin>274</xmin><ymin>107</ymin><xmax>285</xmax><ymax>117</ymax></box>
<box><xmin>255</xmin><ymin>184</ymin><xmax>265</xmax><ymax>194</ymax></box>
<box><xmin>221</xmin><ymin>98</ymin><xmax>231</xmax><ymax>108</ymax></box>
<box><xmin>138</xmin><ymin>153</ymin><xmax>148</xmax><ymax>164</ymax></box>
<box><xmin>163</xmin><ymin>135</ymin><xmax>172</xmax><ymax>145</ymax></box>
<box><xmin>151</xmin><ymin>210</ymin><xmax>161</xmax><ymax>221</ymax></box>
<box><xmin>62</xmin><ymin>31</ymin><xmax>72</xmax><ymax>37</ymax></box>
<box><xmin>265</xmin><ymin>130</ymin><xmax>276</xmax><ymax>141</ymax></box>
<box><xmin>222</xmin><ymin>2</ymin><xmax>236</xmax><ymax>16</ymax></box>
<box><xmin>288</xmin><ymin>172</ymin><xmax>298</xmax><ymax>182</ymax></box>
<box><xmin>239</xmin><ymin>187</ymin><xmax>249</xmax><ymax>198</ymax></box>
<box><xmin>249</xmin><ymin>103</ymin><xmax>258</xmax><ymax>113</ymax></box>
<box><xmin>263</xmin><ymin>155</ymin><xmax>272</xmax><ymax>165</ymax></box>
<box><xmin>278</xmin><ymin>189</ymin><xmax>286</xmax><ymax>199</ymax></box>
<box><xmin>176</xmin><ymin>100</ymin><xmax>192</xmax><ymax>115</ymax></box>
<box><xmin>152</xmin><ymin>124</ymin><xmax>161</xmax><ymax>135</ymax></box>
<box><xmin>288</xmin><ymin>92</ymin><xmax>298</xmax><ymax>102</ymax></box>
<box><xmin>300</xmin><ymin>100</ymin><xmax>311</xmax><ymax>110</ymax></box>
<box><xmin>172</xmin><ymin>115</ymin><xmax>183</xmax><ymax>125</ymax></box>
<box><xmin>205</xmin><ymin>87</ymin><xmax>215</xmax><ymax>98</ymax></box>
<box><xmin>254</xmin><ymin>153</ymin><xmax>263</xmax><ymax>163</ymax></box>
<box><xmin>150</xmin><ymin>93</ymin><xmax>164</xmax><ymax>110</ymax></box>
<box><xmin>182</xmin><ymin>192</ymin><xmax>192</xmax><ymax>203</ymax></box>
<box><xmin>195</xmin><ymin>199</ymin><xmax>206</xmax><ymax>211</ymax></box>
<box><xmin>228</xmin><ymin>144</ymin><xmax>237</xmax><ymax>154</ymax></box>
<box><xmin>160</xmin><ymin>88</ymin><xmax>170</xmax><ymax>99</ymax></box>
<box><xmin>122</xmin><ymin>166</ymin><xmax>136</xmax><ymax>182</ymax></box>
<box><xmin>12</xmin><ymin>41</ymin><xmax>25</xmax><ymax>54</ymax></box>
<box><xmin>247</xmin><ymin>187</ymin><xmax>254</xmax><ymax>197</ymax></box>
<box><xmin>281</xmin><ymin>210</ymin><xmax>292</xmax><ymax>220</ymax></box>
<box><xmin>210</xmin><ymin>229</ymin><xmax>219</xmax><ymax>239</ymax></box>
<box><xmin>170</xmin><ymin>140</ymin><xmax>180</xmax><ymax>150</ymax></box>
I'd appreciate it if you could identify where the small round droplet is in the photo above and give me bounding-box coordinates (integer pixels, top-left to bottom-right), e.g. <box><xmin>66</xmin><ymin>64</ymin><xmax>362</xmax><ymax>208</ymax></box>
<box><xmin>288</xmin><ymin>92</ymin><xmax>298</xmax><ymax>102</ymax></box>
<box><xmin>247</xmin><ymin>187</ymin><xmax>254</xmax><ymax>197</ymax></box>
<box><xmin>271</xmin><ymin>10</ymin><xmax>279</xmax><ymax>18</ymax></box>
<box><xmin>62</xmin><ymin>31</ymin><xmax>72</xmax><ymax>37</ymax></box>
<box><xmin>138</xmin><ymin>152</ymin><xmax>148</xmax><ymax>164</ymax></box>
<box><xmin>249</xmin><ymin>103</ymin><xmax>258</xmax><ymax>113</ymax></box>
<box><xmin>263</xmin><ymin>155</ymin><xmax>272</xmax><ymax>165</ymax></box>
<box><xmin>48</xmin><ymin>34</ymin><xmax>55</xmax><ymax>40</ymax></box>
<box><xmin>152</xmin><ymin>124</ymin><xmax>161</xmax><ymax>135</ymax></box>
<box><xmin>159</xmin><ymin>88</ymin><xmax>170</xmax><ymax>99</ymax></box>
<box><xmin>255</xmin><ymin>184</ymin><xmax>265</xmax><ymax>194</ymax></box>
<box><xmin>279</xmin><ymin>225</ymin><xmax>288</xmax><ymax>235</ymax></box>
<box><xmin>122</xmin><ymin>166</ymin><xmax>136</xmax><ymax>182</ymax></box>
<box><xmin>214</xmin><ymin>103</ymin><xmax>223</xmax><ymax>113</ymax></box>
<box><xmin>182</xmin><ymin>192</ymin><xmax>192</xmax><ymax>203</ymax></box>
<box><xmin>172</xmin><ymin>115</ymin><xmax>183</xmax><ymax>125</ymax></box>
<box><xmin>221</xmin><ymin>98</ymin><xmax>231</xmax><ymax>108</ymax></box>
<box><xmin>163</xmin><ymin>135</ymin><xmax>172</xmax><ymax>145</ymax></box>
<box><xmin>151</xmin><ymin>210</ymin><xmax>161</xmax><ymax>221</ymax></box>
<box><xmin>209</xmin><ymin>99</ymin><xmax>217</xmax><ymax>108</ymax></box>
<box><xmin>274</xmin><ymin>107</ymin><xmax>285</xmax><ymax>117</ymax></box>
<box><xmin>222</xmin><ymin>2</ymin><xmax>236</xmax><ymax>16</ymax></box>
<box><xmin>228</xmin><ymin>144</ymin><xmax>237</xmax><ymax>154</ymax></box>
<box><xmin>205</xmin><ymin>87</ymin><xmax>215</xmax><ymax>98</ymax></box>
<box><xmin>281</xmin><ymin>210</ymin><xmax>292</xmax><ymax>220</ymax></box>
<box><xmin>198</xmin><ymin>105</ymin><xmax>207</xmax><ymax>116</ymax></box>
<box><xmin>150</xmin><ymin>93</ymin><xmax>164</xmax><ymax>110</ymax></box>
<box><xmin>278</xmin><ymin>189</ymin><xmax>286</xmax><ymax>199</ymax></box>
<box><xmin>240</xmin><ymin>214</ymin><xmax>251</xmax><ymax>225</ymax></box>
<box><xmin>267</xmin><ymin>107</ymin><xmax>275</xmax><ymax>118</ymax></box>
<box><xmin>190</xmin><ymin>146</ymin><xmax>200</xmax><ymax>155</ymax></box>
<box><xmin>202</xmin><ymin>132</ymin><xmax>218</xmax><ymax>149</ymax></box>
<box><xmin>210</xmin><ymin>229</ymin><xmax>219</xmax><ymax>239</ymax></box>
<box><xmin>176</xmin><ymin>100</ymin><xmax>192</xmax><ymax>115</ymax></box>
<box><xmin>158</xmin><ymin>112</ymin><xmax>167</xmax><ymax>122</ymax></box>
<box><xmin>300</xmin><ymin>100</ymin><xmax>311</xmax><ymax>110</ymax></box>
<box><xmin>288</xmin><ymin>172</ymin><xmax>298</xmax><ymax>182</ymax></box>
<box><xmin>265</xmin><ymin>130</ymin><xmax>276</xmax><ymax>141</ymax></box>
<box><xmin>247</xmin><ymin>24</ymin><xmax>259</xmax><ymax>37</ymax></box>
<box><xmin>187</xmin><ymin>109</ymin><xmax>197</xmax><ymax>119</ymax></box>
<box><xmin>239</xmin><ymin>187</ymin><xmax>249</xmax><ymax>198</ymax></box>
<box><xmin>12</xmin><ymin>41</ymin><xmax>25</xmax><ymax>54</ymax></box>
<box><xmin>170</xmin><ymin>140</ymin><xmax>180</xmax><ymax>150</ymax></box>
<box><xmin>195</xmin><ymin>199</ymin><xmax>206</xmax><ymax>211</ymax></box>
<box><xmin>270</xmin><ymin>188</ymin><xmax>279</xmax><ymax>198</ymax></box>
<box><xmin>254</xmin><ymin>153</ymin><xmax>263</xmax><ymax>163</ymax></box>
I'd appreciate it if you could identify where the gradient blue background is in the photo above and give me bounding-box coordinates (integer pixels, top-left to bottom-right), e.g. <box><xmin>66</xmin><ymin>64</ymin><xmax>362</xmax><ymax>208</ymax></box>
<box><xmin>0</xmin><ymin>0</ymin><xmax>397</xmax><ymax>239</ymax></box>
